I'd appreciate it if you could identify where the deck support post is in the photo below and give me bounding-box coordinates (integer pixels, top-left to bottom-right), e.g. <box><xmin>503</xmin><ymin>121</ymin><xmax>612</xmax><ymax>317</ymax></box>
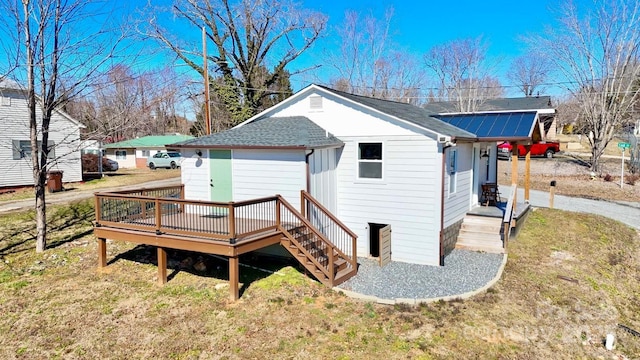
<box><xmin>157</xmin><ymin>247</ymin><xmax>167</xmax><ymax>285</ymax></box>
<box><xmin>229</xmin><ymin>256</ymin><xmax>239</xmax><ymax>301</ymax></box>
<box><xmin>97</xmin><ymin>238</ymin><xmax>107</xmax><ymax>268</ymax></box>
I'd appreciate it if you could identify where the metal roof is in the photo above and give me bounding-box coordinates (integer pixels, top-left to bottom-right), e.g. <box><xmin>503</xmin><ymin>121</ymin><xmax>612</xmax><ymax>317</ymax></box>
<box><xmin>433</xmin><ymin>112</ymin><xmax>539</xmax><ymax>140</ymax></box>
<box><xmin>104</xmin><ymin>135</ymin><xmax>194</xmax><ymax>149</ymax></box>
<box><xmin>171</xmin><ymin>116</ymin><xmax>344</xmax><ymax>149</ymax></box>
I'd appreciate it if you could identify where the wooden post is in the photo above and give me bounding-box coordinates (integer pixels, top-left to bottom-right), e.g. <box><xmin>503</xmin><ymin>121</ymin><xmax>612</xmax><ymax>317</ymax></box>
<box><xmin>157</xmin><ymin>247</ymin><xmax>167</xmax><ymax>285</ymax></box>
<box><xmin>300</xmin><ymin>190</ymin><xmax>306</xmax><ymax>218</ymax></box>
<box><xmin>142</xmin><ymin>190</ymin><xmax>147</xmax><ymax>218</ymax></box>
<box><xmin>275</xmin><ymin>197</ymin><xmax>281</xmax><ymax>228</ymax></box>
<box><xmin>229</xmin><ymin>256</ymin><xmax>239</xmax><ymax>301</ymax></box>
<box><xmin>524</xmin><ymin>145</ymin><xmax>531</xmax><ymax>202</ymax></box>
<box><xmin>97</xmin><ymin>238</ymin><xmax>107</xmax><ymax>268</ymax></box>
<box><xmin>510</xmin><ymin>142</ymin><xmax>519</xmax><ymax>186</ymax></box>
<box><xmin>550</xmin><ymin>180</ymin><xmax>556</xmax><ymax>209</ymax></box>
<box><xmin>228</xmin><ymin>203</ymin><xmax>236</xmax><ymax>243</ymax></box>
<box><xmin>155</xmin><ymin>198</ymin><xmax>162</xmax><ymax>234</ymax></box>
<box><xmin>179</xmin><ymin>185</ymin><xmax>185</xmax><ymax>213</ymax></box>
<box><xmin>94</xmin><ymin>195</ymin><xmax>102</xmax><ymax>223</ymax></box>
<box><xmin>511</xmin><ymin>142</ymin><xmax>518</xmax><ymax>213</ymax></box>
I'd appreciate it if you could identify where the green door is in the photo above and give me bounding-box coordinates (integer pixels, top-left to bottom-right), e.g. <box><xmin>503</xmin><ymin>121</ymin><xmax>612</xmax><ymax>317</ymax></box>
<box><xmin>209</xmin><ymin>149</ymin><xmax>233</xmax><ymax>202</ymax></box>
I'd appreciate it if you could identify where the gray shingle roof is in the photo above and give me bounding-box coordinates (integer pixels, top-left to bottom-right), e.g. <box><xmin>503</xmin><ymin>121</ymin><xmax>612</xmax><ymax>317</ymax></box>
<box><xmin>171</xmin><ymin>116</ymin><xmax>343</xmax><ymax>149</ymax></box>
<box><xmin>317</xmin><ymin>85</ymin><xmax>476</xmax><ymax>140</ymax></box>
<box><xmin>423</xmin><ymin>96</ymin><xmax>554</xmax><ymax>114</ymax></box>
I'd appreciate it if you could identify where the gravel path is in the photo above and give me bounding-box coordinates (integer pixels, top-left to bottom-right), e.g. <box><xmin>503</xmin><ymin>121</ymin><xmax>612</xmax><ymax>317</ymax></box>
<box><xmin>336</xmin><ymin>249</ymin><xmax>504</xmax><ymax>301</ymax></box>
<box><xmin>501</xmin><ymin>185</ymin><xmax>640</xmax><ymax>230</ymax></box>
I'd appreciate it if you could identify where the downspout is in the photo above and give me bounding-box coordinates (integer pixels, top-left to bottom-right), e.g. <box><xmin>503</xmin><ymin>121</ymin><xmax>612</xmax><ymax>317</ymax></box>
<box><xmin>439</xmin><ymin>143</ymin><xmax>454</xmax><ymax>266</ymax></box>
<box><xmin>305</xmin><ymin>149</ymin><xmax>315</xmax><ymax>193</ymax></box>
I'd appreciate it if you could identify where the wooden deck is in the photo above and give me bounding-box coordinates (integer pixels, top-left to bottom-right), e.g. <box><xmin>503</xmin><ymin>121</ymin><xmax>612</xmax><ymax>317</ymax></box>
<box><xmin>93</xmin><ymin>186</ymin><xmax>358</xmax><ymax>301</ymax></box>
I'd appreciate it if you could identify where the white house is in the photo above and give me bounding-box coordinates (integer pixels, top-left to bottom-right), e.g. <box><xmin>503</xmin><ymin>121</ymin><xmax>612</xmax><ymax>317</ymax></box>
<box><xmin>0</xmin><ymin>79</ymin><xmax>84</xmax><ymax>187</ymax></box>
<box><xmin>170</xmin><ymin>85</ymin><xmax>542</xmax><ymax>266</ymax></box>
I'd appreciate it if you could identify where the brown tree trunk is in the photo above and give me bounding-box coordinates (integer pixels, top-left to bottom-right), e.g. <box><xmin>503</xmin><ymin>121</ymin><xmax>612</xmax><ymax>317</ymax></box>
<box><xmin>35</xmin><ymin>171</ymin><xmax>47</xmax><ymax>252</ymax></box>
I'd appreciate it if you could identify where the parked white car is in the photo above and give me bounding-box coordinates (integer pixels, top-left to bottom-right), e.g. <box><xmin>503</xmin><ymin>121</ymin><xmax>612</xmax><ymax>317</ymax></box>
<box><xmin>147</xmin><ymin>152</ymin><xmax>182</xmax><ymax>170</ymax></box>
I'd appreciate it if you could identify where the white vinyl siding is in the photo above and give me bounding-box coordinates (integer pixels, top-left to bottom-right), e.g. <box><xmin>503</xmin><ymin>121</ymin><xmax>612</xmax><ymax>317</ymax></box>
<box><xmin>180</xmin><ymin>149</ymin><xmax>210</xmax><ymax>202</ymax></box>
<box><xmin>309</xmin><ymin>148</ymin><xmax>338</xmax><ymax>214</ymax></box>
<box><xmin>443</xmin><ymin>142</ymin><xmax>474</xmax><ymax>227</ymax></box>
<box><xmin>232</xmin><ymin>149</ymin><xmax>306</xmax><ymax>211</ymax></box>
<box><xmin>0</xmin><ymin>88</ymin><xmax>83</xmax><ymax>187</ymax></box>
<box><xmin>336</xmin><ymin>135</ymin><xmax>442</xmax><ymax>266</ymax></box>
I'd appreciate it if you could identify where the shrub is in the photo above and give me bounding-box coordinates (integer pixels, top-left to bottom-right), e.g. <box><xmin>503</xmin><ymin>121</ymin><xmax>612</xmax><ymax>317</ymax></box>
<box><xmin>603</xmin><ymin>173</ymin><xmax>613</xmax><ymax>182</ymax></box>
<box><xmin>626</xmin><ymin>174</ymin><xmax>639</xmax><ymax>186</ymax></box>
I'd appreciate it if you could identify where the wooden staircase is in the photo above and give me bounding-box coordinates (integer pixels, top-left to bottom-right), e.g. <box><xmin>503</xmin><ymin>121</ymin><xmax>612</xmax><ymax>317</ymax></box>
<box><xmin>277</xmin><ymin>195</ymin><xmax>357</xmax><ymax>287</ymax></box>
<box><xmin>455</xmin><ymin>214</ymin><xmax>505</xmax><ymax>254</ymax></box>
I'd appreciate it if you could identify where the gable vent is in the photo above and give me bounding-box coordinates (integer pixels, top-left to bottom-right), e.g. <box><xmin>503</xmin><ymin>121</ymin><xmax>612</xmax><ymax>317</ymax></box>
<box><xmin>309</xmin><ymin>95</ymin><xmax>323</xmax><ymax>110</ymax></box>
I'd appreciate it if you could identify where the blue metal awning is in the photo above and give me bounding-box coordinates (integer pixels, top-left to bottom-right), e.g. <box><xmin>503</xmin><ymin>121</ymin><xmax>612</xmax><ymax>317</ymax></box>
<box><xmin>434</xmin><ymin>112</ymin><xmax>538</xmax><ymax>140</ymax></box>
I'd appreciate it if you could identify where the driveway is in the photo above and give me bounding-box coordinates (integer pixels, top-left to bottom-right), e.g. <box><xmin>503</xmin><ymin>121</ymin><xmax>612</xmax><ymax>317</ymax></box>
<box><xmin>500</xmin><ymin>185</ymin><xmax>640</xmax><ymax>230</ymax></box>
<box><xmin>0</xmin><ymin>177</ymin><xmax>181</xmax><ymax>214</ymax></box>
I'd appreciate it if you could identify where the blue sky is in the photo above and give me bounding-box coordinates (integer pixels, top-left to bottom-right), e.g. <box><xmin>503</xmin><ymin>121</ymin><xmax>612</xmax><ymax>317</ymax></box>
<box><xmin>135</xmin><ymin>0</ymin><xmax>564</xmax><ymax>98</ymax></box>
<box><xmin>292</xmin><ymin>0</ymin><xmax>560</xmax><ymax>95</ymax></box>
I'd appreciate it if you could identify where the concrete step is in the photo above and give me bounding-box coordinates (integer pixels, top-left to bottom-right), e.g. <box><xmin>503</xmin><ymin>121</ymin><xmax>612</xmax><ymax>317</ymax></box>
<box><xmin>463</xmin><ymin>215</ymin><xmax>503</xmax><ymax>226</ymax></box>
<box><xmin>456</xmin><ymin>242</ymin><xmax>505</xmax><ymax>254</ymax></box>
<box><xmin>460</xmin><ymin>222</ymin><xmax>502</xmax><ymax>233</ymax></box>
<box><xmin>458</xmin><ymin>231</ymin><xmax>502</xmax><ymax>243</ymax></box>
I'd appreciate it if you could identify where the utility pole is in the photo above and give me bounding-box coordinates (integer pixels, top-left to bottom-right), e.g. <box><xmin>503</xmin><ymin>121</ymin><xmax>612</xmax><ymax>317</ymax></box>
<box><xmin>202</xmin><ymin>26</ymin><xmax>211</xmax><ymax>135</ymax></box>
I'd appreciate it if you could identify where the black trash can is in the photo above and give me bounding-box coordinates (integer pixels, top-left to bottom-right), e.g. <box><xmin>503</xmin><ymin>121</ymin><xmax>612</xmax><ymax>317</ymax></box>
<box><xmin>47</xmin><ymin>170</ymin><xmax>64</xmax><ymax>193</ymax></box>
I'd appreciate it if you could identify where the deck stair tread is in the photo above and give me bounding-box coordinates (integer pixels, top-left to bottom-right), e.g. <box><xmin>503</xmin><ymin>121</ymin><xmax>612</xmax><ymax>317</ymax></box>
<box><xmin>456</xmin><ymin>213</ymin><xmax>504</xmax><ymax>253</ymax></box>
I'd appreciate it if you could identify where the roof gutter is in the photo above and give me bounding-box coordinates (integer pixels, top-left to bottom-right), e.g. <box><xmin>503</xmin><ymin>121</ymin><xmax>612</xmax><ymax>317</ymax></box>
<box><xmin>305</xmin><ymin>149</ymin><xmax>315</xmax><ymax>193</ymax></box>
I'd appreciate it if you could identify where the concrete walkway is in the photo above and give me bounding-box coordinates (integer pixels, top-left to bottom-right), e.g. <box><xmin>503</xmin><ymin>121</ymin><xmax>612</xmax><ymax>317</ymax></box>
<box><xmin>500</xmin><ymin>185</ymin><xmax>640</xmax><ymax>230</ymax></box>
<box><xmin>0</xmin><ymin>177</ymin><xmax>181</xmax><ymax>214</ymax></box>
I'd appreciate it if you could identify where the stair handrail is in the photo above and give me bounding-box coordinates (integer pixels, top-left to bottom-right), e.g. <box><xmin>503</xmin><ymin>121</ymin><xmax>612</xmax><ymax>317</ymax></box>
<box><xmin>278</xmin><ymin>195</ymin><xmax>354</xmax><ymax>284</ymax></box>
<box><xmin>300</xmin><ymin>190</ymin><xmax>357</xmax><ymax>270</ymax></box>
<box><xmin>502</xmin><ymin>184</ymin><xmax>517</xmax><ymax>249</ymax></box>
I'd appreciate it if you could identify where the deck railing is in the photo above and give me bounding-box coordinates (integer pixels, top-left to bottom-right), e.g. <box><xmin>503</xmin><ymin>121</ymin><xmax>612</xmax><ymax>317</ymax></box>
<box><xmin>502</xmin><ymin>185</ymin><xmax>517</xmax><ymax>249</ymax></box>
<box><xmin>301</xmin><ymin>190</ymin><xmax>358</xmax><ymax>263</ymax></box>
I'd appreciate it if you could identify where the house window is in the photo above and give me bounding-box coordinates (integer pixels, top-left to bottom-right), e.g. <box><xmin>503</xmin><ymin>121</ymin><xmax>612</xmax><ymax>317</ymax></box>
<box><xmin>358</xmin><ymin>142</ymin><xmax>383</xmax><ymax>179</ymax></box>
<box><xmin>141</xmin><ymin>150</ymin><xmax>150</xmax><ymax>157</ymax></box>
<box><xmin>12</xmin><ymin>140</ymin><xmax>55</xmax><ymax>159</ymax></box>
<box><xmin>448</xmin><ymin>148</ymin><xmax>458</xmax><ymax>194</ymax></box>
<box><xmin>1</xmin><ymin>96</ymin><xmax>10</xmax><ymax>106</ymax></box>
<box><xmin>115</xmin><ymin>150</ymin><xmax>127</xmax><ymax>160</ymax></box>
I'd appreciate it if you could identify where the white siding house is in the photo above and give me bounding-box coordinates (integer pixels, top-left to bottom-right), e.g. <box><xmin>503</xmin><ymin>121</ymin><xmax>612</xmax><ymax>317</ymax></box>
<box><xmin>0</xmin><ymin>79</ymin><xmax>84</xmax><ymax>187</ymax></box>
<box><xmin>172</xmin><ymin>84</ymin><xmax>544</xmax><ymax>266</ymax></box>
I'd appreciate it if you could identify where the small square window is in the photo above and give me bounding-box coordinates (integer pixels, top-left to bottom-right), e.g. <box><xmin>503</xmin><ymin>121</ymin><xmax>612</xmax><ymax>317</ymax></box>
<box><xmin>358</xmin><ymin>143</ymin><xmax>383</xmax><ymax>179</ymax></box>
<box><xmin>115</xmin><ymin>150</ymin><xmax>127</xmax><ymax>160</ymax></box>
<box><xmin>1</xmin><ymin>96</ymin><xmax>10</xmax><ymax>106</ymax></box>
<box><xmin>141</xmin><ymin>150</ymin><xmax>150</xmax><ymax>157</ymax></box>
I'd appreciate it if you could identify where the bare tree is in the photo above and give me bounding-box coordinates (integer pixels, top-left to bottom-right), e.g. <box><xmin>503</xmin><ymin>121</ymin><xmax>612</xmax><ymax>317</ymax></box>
<box><xmin>423</xmin><ymin>37</ymin><xmax>502</xmax><ymax>111</ymax></box>
<box><xmin>325</xmin><ymin>8</ymin><xmax>425</xmax><ymax>104</ymax></box>
<box><xmin>507</xmin><ymin>53</ymin><xmax>552</xmax><ymax>97</ymax></box>
<box><xmin>536</xmin><ymin>0</ymin><xmax>640</xmax><ymax>172</ymax></box>
<box><xmin>144</xmin><ymin>0</ymin><xmax>326</xmax><ymax>126</ymax></box>
<box><xmin>1</xmin><ymin>0</ymin><xmax>125</xmax><ymax>252</ymax></box>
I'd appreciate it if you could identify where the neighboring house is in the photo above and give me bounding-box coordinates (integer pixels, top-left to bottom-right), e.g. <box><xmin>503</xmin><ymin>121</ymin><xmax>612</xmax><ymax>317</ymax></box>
<box><xmin>0</xmin><ymin>78</ymin><xmax>84</xmax><ymax>187</ymax></box>
<box><xmin>424</xmin><ymin>96</ymin><xmax>557</xmax><ymax>140</ymax></box>
<box><xmin>103</xmin><ymin>134</ymin><xmax>194</xmax><ymax>169</ymax></box>
<box><xmin>171</xmin><ymin>85</ymin><xmax>544</xmax><ymax>266</ymax></box>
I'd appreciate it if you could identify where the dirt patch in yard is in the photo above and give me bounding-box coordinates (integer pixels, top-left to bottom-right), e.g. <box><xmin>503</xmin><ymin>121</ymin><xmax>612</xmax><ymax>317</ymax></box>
<box><xmin>498</xmin><ymin>156</ymin><xmax>640</xmax><ymax>202</ymax></box>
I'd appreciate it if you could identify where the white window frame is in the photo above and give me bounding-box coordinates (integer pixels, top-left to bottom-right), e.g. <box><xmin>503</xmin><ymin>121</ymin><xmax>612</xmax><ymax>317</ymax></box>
<box><xmin>357</xmin><ymin>142</ymin><xmax>384</xmax><ymax>180</ymax></box>
<box><xmin>141</xmin><ymin>150</ymin><xmax>150</xmax><ymax>157</ymax></box>
<box><xmin>1</xmin><ymin>96</ymin><xmax>10</xmax><ymax>106</ymax></box>
<box><xmin>115</xmin><ymin>150</ymin><xmax>127</xmax><ymax>160</ymax></box>
<box><xmin>448</xmin><ymin>148</ymin><xmax>458</xmax><ymax>195</ymax></box>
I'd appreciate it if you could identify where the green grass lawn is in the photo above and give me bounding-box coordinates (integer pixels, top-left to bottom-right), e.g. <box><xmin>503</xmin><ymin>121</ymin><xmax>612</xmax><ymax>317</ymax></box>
<box><xmin>0</xmin><ymin>202</ymin><xmax>638</xmax><ymax>359</ymax></box>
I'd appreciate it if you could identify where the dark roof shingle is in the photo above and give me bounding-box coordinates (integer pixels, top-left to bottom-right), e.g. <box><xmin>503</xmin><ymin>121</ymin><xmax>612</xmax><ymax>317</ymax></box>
<box><xmin>317</xmin><ymin>85</ymin><xmax>476</xmax><ymax>140</ymax></box>
<box><xmin>423</xmin><ymin>96</ymin><xmax>554</xmax><ymax>114</ymax></box>
<box><xmin>172</xmin><ymin>116</ymin><xmax>343</xmax><ymax>149</ymax></box>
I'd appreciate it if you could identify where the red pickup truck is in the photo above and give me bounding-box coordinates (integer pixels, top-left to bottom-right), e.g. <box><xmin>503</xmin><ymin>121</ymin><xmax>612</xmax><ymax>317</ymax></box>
<box><xmin>497</xmin><ymin>141</ymin><xmax>561</xmax><ymax>159</ymax></box>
